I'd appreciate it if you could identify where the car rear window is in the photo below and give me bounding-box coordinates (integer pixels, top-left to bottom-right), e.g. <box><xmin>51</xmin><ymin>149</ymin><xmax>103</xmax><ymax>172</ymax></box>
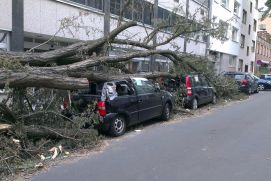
<box><xmin>234</xmin><ymin>74</ymin><xmax>245</xmax><ymax>80</ymax></box>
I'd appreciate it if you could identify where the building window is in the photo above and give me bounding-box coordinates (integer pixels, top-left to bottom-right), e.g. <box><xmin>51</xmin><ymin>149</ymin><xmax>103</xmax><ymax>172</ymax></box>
<box><xmin>133</xmin><ymin>0</ymin><xmax>144</xmax><ymax>23</ymax></box>
<box><xmin>240</xmin><ymin>34</ymin><xmax>245</xmax><ymax>48</ymax></box>
<box><xmin>143</xmin><ymin>2</ymin><xmax>153</xmax><ymax>25</ymax></box>
<box><xmin>247</xmin><ymin>46</ymin><xmax>249</xmax><ymax>56</ymax></box>
<box><xmin>253</xmin><ymin>19</ymin><xmax>257</xmax><ymax>31</ymax></box>
<box><xmin>231</xmin><ymin>27</ymin><xmax>238</xmax><ymax>41</ymax></box>
<box><xmin>238</xmin><ymin>59</ymin><xmax>243</xmax><ymax>71</ymax></box>
<box><xmin>200</xmin><ymin>8</ymin><xmax>205</xmax><ymax>15</ymax></box>
<box><xmin>234</xmin><ymin>1</ymin><xmax>240</xmax><ymax>15</ymax></box>
<box><xmin>0</xmin><ymin>31</ymin><xmax>9</xmax><ymax>51</ymax></box>
<box><xmin>219</xmin><ymin>20</ymin><xmax>229</xmax><ymax>40</ymax></box>
<box><xmin>221</xmin><ymin>0</ymin><xmax>229</xmax><ymax>9</ymax></box>
<box><xmin>248</xmin><ymin>24</ymin><xmax>251</xmax><ymax>35</ymax></box>
<box><xmin>259</xmin><ymin>24</ymin><xmax>267</xmax><ymax>30</ymax></box>
<box><xmin>70</xmin><ymin>0</ymin><xmax>87</xmax><ymax>5</ymax></box>
<box><xmin>250</xmin><ymin>62</ymin><xmax>254</xmax><ymax>72</ymax></box>
<box><xmin>158</xmin><ymin>7</ymin><xmax>171</xmax><ymax>28</ymax></box>
<box><xmin>250</xmin><ymin>2</ymin><xmax>253</xmax><ymax>13</ymax></box>
<box><xmin>229</xmin><ymin>56</ymin><xmax>237</xmax><ymax>67</ymax></box>
<box><xmin>242</xmin><ymin>10</ymin><xmax>247</xmax><ymax>24</ymax></box>
<box><xmin>245</xmin><ymin>65</ymin><xmax>248</xmax><ymax>72</ymax></box>
<box><xmin>255</xmin><ymin>0</ymin><xmax>258</xmax><ymax>9</ymax></box>
<box><xmin>87</xmin><ymin>0</ymin><xmax>103</xmax><ymax>10</ymax></box>
<box><xmin>252</xmin><ymin>40</ymin><xmax>255</xmax><ymax>52</ymax></box>
<box><xmin>110</xmin><ymin>0</ymin><xmax>121</xmax><ymax>15</ymax></box>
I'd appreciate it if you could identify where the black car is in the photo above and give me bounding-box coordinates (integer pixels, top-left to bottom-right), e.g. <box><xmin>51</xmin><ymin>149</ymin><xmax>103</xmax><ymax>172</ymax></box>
<box><xmin>165</xmin><ymin>74</ymin><xmax>217</xmax><ymax>110</ymax></box>
<box><xmin>223</xmin><ymin>72</ymin><xmax>258</xmax><ymax>94</ymax></box>
<box><xmin>69</xmin><ymin>77</ymin><xmax>173</xmax><ymax>136</ymax></box>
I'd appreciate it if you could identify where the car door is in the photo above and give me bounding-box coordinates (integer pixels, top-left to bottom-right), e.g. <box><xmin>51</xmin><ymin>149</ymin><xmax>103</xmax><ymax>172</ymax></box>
<box><xmin>132</xmin><ymin>78</ymin><xmax>162</xmax><ymax>122</ymax></box>
<box><xmin>191</xmin><ymin>75</ymin><xmax>205</xmax><ymax>105</ymax></box>
<box><xmin>199</xmin><ymin>75</ymin><xmax>212</xmax><ymax>103</ymax></box>
<box><xmin>247</xmin><ymin>74</ymin><xmax>257</xmax><ymax>92</ymax></box>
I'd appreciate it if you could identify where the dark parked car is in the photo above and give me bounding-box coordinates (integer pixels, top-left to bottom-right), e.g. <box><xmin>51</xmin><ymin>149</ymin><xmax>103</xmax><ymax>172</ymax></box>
<box><xmin>254</xmin><ymin>74</ymin><xmax>271</xmax><ymax>90</ymax></box>
<box><xmin>69</xmin><ymin>77</ymin><xmax>173</xmax><ymax>136</ymax></box>
<box><xmin>165</xmin><ymin>74</ymin><xmax>217</xmax><ymax>110</ymax></box>
<box><xmin>223</xmin><ymin>72</ymin><xmax>258</xmax><ymax>94</ymax></box>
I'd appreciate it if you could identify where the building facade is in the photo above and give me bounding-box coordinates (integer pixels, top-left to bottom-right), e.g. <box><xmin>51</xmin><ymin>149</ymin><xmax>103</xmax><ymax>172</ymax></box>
<box><xmin>0</xmin><ymin>0</ymin><xmax>209</xmax><ymax>73</ymax></box>
<box><xmin>255</xmin><ymin>30</ymin><xmax>271</xmax><ymax>73</ymax></box>
<box><xmin>209</xmin><ymin>0</ymin><xmax>258</xmax><ymax>73</ymax></box>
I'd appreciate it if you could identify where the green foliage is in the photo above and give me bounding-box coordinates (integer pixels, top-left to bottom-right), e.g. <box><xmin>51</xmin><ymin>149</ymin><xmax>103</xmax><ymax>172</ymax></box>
<box><xmin>0</xmin><ymin>88</ymin><xmax>101</xmax><ymax>177</ymax></box>
<box><xmin>0</xmin><ymin>59</ymin><xmax>25</xmax><ymax>70</ymax></box>
<box><xmin>185</xmin><ymin>59</ymin><xmax>239</xmax><ymax>98</ymax></box>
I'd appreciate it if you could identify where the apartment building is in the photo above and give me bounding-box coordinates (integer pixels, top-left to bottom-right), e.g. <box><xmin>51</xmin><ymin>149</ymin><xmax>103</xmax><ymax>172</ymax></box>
<box><xmin>255</xmin><ymin>30</ymin><xmax>271</xmax><ymax>73</ymax></box>
<box><xmin>0</xmin><ymin>0</ymin><xmax>209</xmax><ymax>73</ymax></box>
<box><xmin>209</xmin><ymin>0</ymin><xmax>258</xmax><ymax>73</ymax></box>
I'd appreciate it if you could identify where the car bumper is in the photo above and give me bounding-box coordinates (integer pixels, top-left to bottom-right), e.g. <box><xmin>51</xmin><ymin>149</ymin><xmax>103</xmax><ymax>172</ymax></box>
<box><xmin>238</xmin><ymin>86</ymin><xmax>249</xmax><ymax>93</ymax></box>
<box><xmin>95</xmin><ymin>113</ymin><xmax>118</xmax><ymax>132</ymax></box>
<box><xmin>183</xmin><ymin>96</ymin><xmax>194</xmax><ymax>108</ymax></box>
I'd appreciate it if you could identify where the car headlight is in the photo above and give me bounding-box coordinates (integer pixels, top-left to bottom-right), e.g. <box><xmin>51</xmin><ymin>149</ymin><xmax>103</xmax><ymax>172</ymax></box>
<box><xmin>267</xmin><ymin>81</ymin><xmax>271</xmax><ymax>84</ymax></box>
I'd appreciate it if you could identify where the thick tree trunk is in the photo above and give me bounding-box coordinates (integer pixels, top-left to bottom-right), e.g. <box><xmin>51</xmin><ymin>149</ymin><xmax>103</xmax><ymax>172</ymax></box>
<box><xmin>0</xmin><ymin>69</ymin><xmax>89</xmax><ymax>90</ymax></box>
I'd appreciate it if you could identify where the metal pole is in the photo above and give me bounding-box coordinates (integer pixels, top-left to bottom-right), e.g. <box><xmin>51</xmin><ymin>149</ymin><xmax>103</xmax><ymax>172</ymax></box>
<box><xmin>104</xmin><ymin>0</ymin><xmax>110</xmax><ymax>36</ymax></box>
<box><xmin>150</xmin><ymin>0</ymin><xmax>158</xmax><ymax>72</ymax></box>
<box><xmin>11</xmin><ymin>0</ymin><xmax>24</xmax><ymax>52</ymax></box>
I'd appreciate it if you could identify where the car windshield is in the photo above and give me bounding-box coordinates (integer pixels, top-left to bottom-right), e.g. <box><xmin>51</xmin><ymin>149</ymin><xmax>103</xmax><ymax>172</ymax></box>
<box><xmin>251</xmin><ymin>75</ymin><xmax>259</xmax><ymax>80</ymax></box>
<box><xmin>234</xmin><ymin>74</ymin><xmax>245</xmax><ymax>80</ymax></box>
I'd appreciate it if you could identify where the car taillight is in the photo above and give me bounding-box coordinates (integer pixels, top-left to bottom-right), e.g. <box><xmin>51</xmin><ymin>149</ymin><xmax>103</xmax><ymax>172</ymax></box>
<box><xmin>241</xmin><ymin>80</ymin><xmax>249</xmax><ymax>86</ymax></box>
<box><xmin>98</xmin><ymin>101</ymin><xmax>107</xmax><ymax>117</ymax></box>
<box><xmin>186</xmin><ymin>76</ymin><xmax>192</xmax><ymax>97</ymax></box>
<box><xmin>63</xmin><ymin>98</ymin><xmax>69</xmax><ymax>110</ymax></box>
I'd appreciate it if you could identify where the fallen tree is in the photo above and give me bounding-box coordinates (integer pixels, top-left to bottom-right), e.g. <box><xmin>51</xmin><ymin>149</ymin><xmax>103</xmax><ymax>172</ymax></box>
<box><xmin>0</xmin><ymin>6</ymin><xmax>236</xmax><ymax>176</ymax></box>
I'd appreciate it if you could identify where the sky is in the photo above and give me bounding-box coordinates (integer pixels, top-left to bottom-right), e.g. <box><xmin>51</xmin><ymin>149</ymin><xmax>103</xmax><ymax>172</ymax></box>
<box><xmin>259</xmin><ymin>0</ymin><xmax>267</xmax><ymax>10</ymax></box>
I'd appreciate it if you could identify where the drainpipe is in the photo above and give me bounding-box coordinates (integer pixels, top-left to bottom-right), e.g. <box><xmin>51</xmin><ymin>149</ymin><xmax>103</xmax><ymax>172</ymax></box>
<box><xmin>183</xmin><ymin>0</ymin><xmax>189</xmax><ymax>53</ymax></box>
<box><xmin>205</xmin><ymin>0</ymin><xmax>212</xmax><ymax>57</ymax></box>
<box><xmin>104</xmin><ymin>0</ymin><xmax>110</xmax><ymax>36</ymax></box>
<box><xmin>150</xmin><ymin>0</ymin><xmax>158</xmax><ymax>72</ymax></box>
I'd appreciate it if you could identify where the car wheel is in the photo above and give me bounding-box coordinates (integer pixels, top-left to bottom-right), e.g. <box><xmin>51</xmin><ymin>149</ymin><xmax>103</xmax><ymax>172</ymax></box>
<box><xmin>258</xmin><ymin>84</ymin><xmax>265</xmax><ymax>91</ymax></box>
<box><xmin>255</xmin><ymin>86</ymin><xmax>259</xmax><ymax>93</ymax></box>
<box><xmin>212</xmin><ymin>94</ymin><xmax>217</xmax><ymax>104</ymax></box>
<box><xmin>109</xmin><ymin>115</ymin><xmax>126</xmax><ymax>137</ymax></box>
<box><xmin>191</xmin><ymin>98</ymin><xmax>198</xmax><ymax>110</ymax></box>
<box><xmin>247</xmin><ymin>87</ymin><xmax>252</xmax><ymax>95</ymax></box>
<box><xmin>161</xmin><ymin>103</ymin><xmax>171</xmax><ymax>121</ymax></box>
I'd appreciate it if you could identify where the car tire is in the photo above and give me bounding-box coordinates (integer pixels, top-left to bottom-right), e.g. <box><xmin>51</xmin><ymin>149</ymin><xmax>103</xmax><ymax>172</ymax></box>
<box><xmin>254</xmin><ymin>87</ymin><xmax>259</xmax><ymax>93</ymax></box>
<box><xmin>247</xmin><ymin>87</ymin><xmax>252</xmax><ymax>95</ymax></box>
<box><xmin>258</xmin><ymin>84</ymin><xmax>265</xmax><ymax>91</ymax></box>
<box><xmin>212</xmin><ymin>94</ymin><xmax>217</xmax><ymax>104</ymax></box>
<box><xmin>191</xmin><ymin>98</ymin><xmax>198</xmax><ymax>110</ymax></box>
<box><xmin>161</xmin><ymin>103</ymin><xmax>171</xmax><ymax>121</ymax></box>
<box><xmin>109</xmin><ymin>115</ymin><xmax>126</xmax><ymax>137</ymax></box>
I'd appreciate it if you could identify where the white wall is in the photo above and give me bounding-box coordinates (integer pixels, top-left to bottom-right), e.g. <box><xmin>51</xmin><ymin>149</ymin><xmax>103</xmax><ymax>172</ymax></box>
<box><xmin>238</xmin><ymin>0</ymin><xmax>258</xmax><ymax>72</ymax></box>
<box><xmin>210</xmin><ymin>0</ymin><xmax>242</xmax><ymax>56</ymax></box>
<box><xmin>24</xmin><ymin>0</ymin><xmax>104</xmax><ymax>40</ymax></box>
<box><xmin>0</xmin><ymin>0</ymin><xmax>12</xmax><ymax>31</ymax></box>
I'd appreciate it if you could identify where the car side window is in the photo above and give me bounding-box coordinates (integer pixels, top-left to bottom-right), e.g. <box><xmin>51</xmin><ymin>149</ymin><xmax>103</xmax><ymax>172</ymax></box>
<box><xmin>133</xmin><ymin>79</ymin><xmax>156</xmax><ymax>95</ymax></box>
<box><xmin>116</xmin><ymin>82</ymin><xmax>133</xmax><ymax>96</ymax></box>
<box><xmin>200</xmin><ymin>76</ymin><xmax>209</xmax><ymax>87</ymax></box>
<box><xmin>260</xmin><ymin>75</ymin><xmax>265</xmax><ymax>79</ymax></box>
<box><xmin>247</xmin><ymin>75</ymin><xmax>253</xmax><ymax>81</ymax></box>
<box><xmin>193</xmin><ymin>75</ymin><xmax>201</xmax><ymax>87</ymax></box>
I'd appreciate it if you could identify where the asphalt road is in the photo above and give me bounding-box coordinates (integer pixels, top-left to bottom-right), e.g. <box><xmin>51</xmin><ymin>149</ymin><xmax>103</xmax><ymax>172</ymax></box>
<box><xmin>33</xmin><ymin>92</ymin><xmax>271</xmax><ymax>181</ymax></box>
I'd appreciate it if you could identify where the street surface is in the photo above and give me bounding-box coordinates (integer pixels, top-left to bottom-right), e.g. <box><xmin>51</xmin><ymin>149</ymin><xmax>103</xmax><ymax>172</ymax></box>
<box><xmin>33</xmin><ymin>92</ymin><xmax>271</xmax><ymax>181</ymax></box>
